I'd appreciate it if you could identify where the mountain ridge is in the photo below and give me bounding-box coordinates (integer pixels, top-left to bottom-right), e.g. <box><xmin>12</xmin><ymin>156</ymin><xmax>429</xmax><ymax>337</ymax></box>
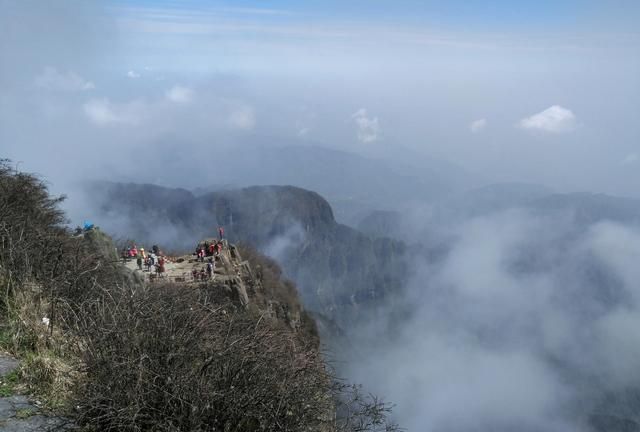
<box><xmin>83</xmin><ymin>181</ymin><xmax>409</xmax><ymax>327</ymax></box>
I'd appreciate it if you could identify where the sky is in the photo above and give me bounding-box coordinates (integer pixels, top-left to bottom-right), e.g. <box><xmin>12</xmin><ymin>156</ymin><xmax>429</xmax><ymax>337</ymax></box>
<box><xmin>1</xmin><ymin>0</ymin><xmax>639</xmax><ymax>200</ymax></box>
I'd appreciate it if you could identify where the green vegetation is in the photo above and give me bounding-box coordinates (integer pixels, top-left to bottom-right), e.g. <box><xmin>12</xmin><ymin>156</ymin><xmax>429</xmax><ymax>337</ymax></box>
<box><xmin>0</xmin><ymin>326</ymin><xmax>11</xmax><ymax>350</ymax></box>
<box><xmin>15</xmin><ymin>408</ymin><xmax>36</xmax><ymax>419</ymax></box>
<box><xmin>0</xmin><ymin>370</ymin><xmax>19</xmax><ymax>397</ymax></box>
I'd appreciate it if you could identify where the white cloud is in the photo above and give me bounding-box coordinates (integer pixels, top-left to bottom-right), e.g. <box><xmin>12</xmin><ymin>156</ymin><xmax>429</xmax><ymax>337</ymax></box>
<box><xmin>470</xmin><ymin>118</ymin><xmax>487</xmax><ymax>133</ymax></box>
<box><xmin>228</xmin><ymin>105</ymin><xmax>256</xmax><ymax>130</ymax></box>
<box><xmin>518</xmin><ymin>105</ymin><xmax>577</xmax><ymax>133</ymax></box>
<box><xmin>83</xmin><ymin>98</ymin><xmax>146</xmax><ymax>126</ymax></box>
<box><xmin>165</xmin><ymin>85</ymin><xmax>193</xmax><ymax>104</ymax></box>
<box><xmin>34</xmin><ymin>66</ymin><xmax>95</xmax><ymax>91</ymax></box>
<box><xmin>622</xmin><ymin>153</ymin><xmax>638</xmax><ymax>165</ymax></box>
<box><xmin>352</xmin><ymin>108</ymin><xmax>381</xmax><ymax>143</ymax></box>
<box><xmin>127</xmin><ymin>70</ymin><xmax>141</xmax><ymax>78</ymax></box>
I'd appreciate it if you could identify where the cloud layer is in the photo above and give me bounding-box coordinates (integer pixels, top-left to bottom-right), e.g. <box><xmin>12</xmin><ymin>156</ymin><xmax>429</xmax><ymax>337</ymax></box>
<box><xmin>228</xmin><ymin>105</ymin><xmax>256</xmax><ymax>130</ymax></box>
<box><xmin>352</xmin><ymin>108</ymin><xmax>381</xmax><ymax>143</ymax></box>
<box><xmin>519</xmin><ymin>105</ymin><xmax>577</xmax><ymax>133</ymax></box>
<box><xmin>343</xmin><ymin>210</ymin><xmax>640</xmax><ymax>431</ymax></box>
<box><xmin>165</xmin><ymin>85</ymin><xmax>194</xmax><ymax>104</ymax></box>
<box><xmin>83</xmin><ymin>98</ymin><xmax>146</xmax><ymax>126</ymax></box>
<box><xmin>622</xmin><ymin>153</ymin><xmax>638</xmax><ymax>165</ymax></box>
<box><xmin>35</xmin><ymin>66</ymin><xmax>95</xmax><ymax>91</ymax></box>
<box><xmin>3</xmin><ymin>1</ymin><xmax>640</xmax><ymax>200</ymax></box>
<box><xmin>470</xmin><ymin>118</ymin><xmax>487</xmax><ymax>133</ymax></box>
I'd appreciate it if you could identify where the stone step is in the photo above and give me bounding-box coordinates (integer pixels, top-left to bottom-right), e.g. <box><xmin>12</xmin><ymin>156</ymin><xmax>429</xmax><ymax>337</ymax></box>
<box><xmin>0</xmin><ymin>354</ymin><xmax>19</xmax><ymax>377</ymax></box>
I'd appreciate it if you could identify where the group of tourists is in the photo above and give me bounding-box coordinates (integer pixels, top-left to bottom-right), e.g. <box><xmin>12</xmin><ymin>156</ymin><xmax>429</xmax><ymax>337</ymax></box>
<box><xmin>192</xmin><ymin>258</ymin><xmax>216</xmax><ymax>281</ymax></box>
<box><xmin>122</xmin><ymin>244</ymin><xmax>166</xmax><ymax>275</ymax></box>
<box><xmin>120</xmin><ymin>227</ymin><xmax>226</xmax><ymax>282</ymax></box>
<box><xmin>191</xmin><ymin>228</ymin><xmax>225</xmax><ymax>280</ymax></box>
<box><xmin>196</xmin><ymin>240</ymin><xmax>224</xmax><ymax>262</ymax></box>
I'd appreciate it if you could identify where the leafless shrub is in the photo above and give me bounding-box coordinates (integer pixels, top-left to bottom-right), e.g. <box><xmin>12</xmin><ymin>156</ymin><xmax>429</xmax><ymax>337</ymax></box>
<box><xmin>62</xmin><ymin>280</ymin><xmax>400</xmax><ymax>431</ymax></box>
<box><xmin>64</xmin><ymin>282</ymin><xmax>328</xmax><ymax>431</ymax></box>
<box><xmin>0</xmin><ymin>159</ymin><xmax>131</xmax><ymax>318</ymax></box>
<box><xmin>0</xmin><ymin>159</ymin><xmax>67</xmax><ymax>306</ymax></box>
<box><xmin>333</xmin><ymin>383</ymin><xmax>401</xmax><ymax>432</ymax></box>
<box><xmin>0</xmin><ymin>160</ymin><xmax>401</xmax><ymax>431</ymax></box>
<box><xmin>237</xmin><ymin>243</ymin><xmax>318</xmax><ymax>339</ymax></box>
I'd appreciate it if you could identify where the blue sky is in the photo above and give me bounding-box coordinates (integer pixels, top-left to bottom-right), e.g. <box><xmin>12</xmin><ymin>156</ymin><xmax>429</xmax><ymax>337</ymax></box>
<box><xmin>104</xmin><ymin>0</ymin><xmax>640</xmax><ymax>74</ymax></box>
<box><xmin>1</xmin><ymin>0</ymin><xmax>639</xmax><ymax>198</ymax></box>
<box><xmin>108</xmin><ymin>0</ymin><xmax>640</xmax><ymax>31</ymax></box>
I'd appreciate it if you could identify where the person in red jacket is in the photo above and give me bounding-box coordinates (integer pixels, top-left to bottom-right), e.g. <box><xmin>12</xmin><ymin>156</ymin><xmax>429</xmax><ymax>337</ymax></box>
<box><xmin>157</xmin><ymin>256</ymin><xmax>165</xmax><ymax>275</ymax></box>
<box><xmin>218</xmin><ymin>226</ymin><xmax>224</xmax><ymax>240</ymax></box>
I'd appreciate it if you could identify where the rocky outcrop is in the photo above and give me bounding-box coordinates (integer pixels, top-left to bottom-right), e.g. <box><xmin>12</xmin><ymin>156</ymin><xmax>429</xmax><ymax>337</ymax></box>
<box><xmin>124</xmin><ymin>239</ymin><xmax>315</xmax><ymax>336</ymax></box>
<box><xmin>88</xmin><ymin>183</ymin><xmax>409</xmax><ymax>328</ymax></box>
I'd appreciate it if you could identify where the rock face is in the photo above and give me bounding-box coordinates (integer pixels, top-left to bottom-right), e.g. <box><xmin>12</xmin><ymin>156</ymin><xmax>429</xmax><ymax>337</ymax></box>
<box><xmin>357</xmin><ymin>210</ymin><xmax>403</xmax><ymax>239</ymax></box>
<box><xmin>123</xmin><ymin>239</ymin><xmax>314</xmax><ymax>335</ymax></box>
<box><xmin>88</xmin><ymin>182</ymin><xmax>409</xmax><ymax>328</ymax></box>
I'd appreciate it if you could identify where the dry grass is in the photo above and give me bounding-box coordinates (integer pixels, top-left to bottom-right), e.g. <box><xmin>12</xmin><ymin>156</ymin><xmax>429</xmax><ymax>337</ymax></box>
<box><xmin>0</xmin><ymin>289</ymin><xmax>79</xmax><ymax>411</ymax></box>
<box><xmin>0</xmin><ymin>159</ymin><xmax>400</xmax><ymax>431</ymax></box>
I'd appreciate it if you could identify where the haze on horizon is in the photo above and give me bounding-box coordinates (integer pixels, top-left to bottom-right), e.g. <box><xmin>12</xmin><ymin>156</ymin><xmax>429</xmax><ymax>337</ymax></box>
<box><xmin>1</xmin><ymin>0</ymin><xmax>639</xmax><ymax>204</ymax></box>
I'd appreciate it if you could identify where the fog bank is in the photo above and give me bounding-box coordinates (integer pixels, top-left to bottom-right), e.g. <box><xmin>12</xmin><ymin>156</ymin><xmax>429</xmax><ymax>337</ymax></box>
<box><xmin>343</xmin><ymin>209</ymin><xmax>640</xmax><ymax>430</ymax></box>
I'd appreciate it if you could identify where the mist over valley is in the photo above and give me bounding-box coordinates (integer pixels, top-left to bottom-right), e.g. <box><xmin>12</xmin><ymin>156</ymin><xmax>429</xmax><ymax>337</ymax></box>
<box><xmin>2</xmin><ymin>1</ymin><xmax>640</xmax><ymax>431</ymax></box>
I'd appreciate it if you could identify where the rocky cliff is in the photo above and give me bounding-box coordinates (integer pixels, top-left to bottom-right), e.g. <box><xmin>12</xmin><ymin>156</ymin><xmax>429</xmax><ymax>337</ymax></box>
<box><xmin>85</xmin><ymin>182</ymin><xmax>409</xmax><ymax>328</ymax></box>
<box><xmin>121</xmin><ymin>238</ymin><xmax>317</xmax><ymax>340</ymax></box>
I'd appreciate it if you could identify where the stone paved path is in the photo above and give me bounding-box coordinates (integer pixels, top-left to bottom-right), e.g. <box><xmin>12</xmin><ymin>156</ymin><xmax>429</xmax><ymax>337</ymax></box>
<box><xmin>0</xmin><ymin>356</ymin><xmax>18</xmax><ymax>377</ymax></box>
<box><xmin>0</xmin><ymin>354</ymin><xmax>73</xmax><ymax>431</ymax></box>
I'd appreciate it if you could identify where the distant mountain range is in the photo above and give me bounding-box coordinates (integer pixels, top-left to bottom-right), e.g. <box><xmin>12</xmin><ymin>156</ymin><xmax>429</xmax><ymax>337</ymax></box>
<box><xmin>85</xmin><ymin>181</ymin><xmax>409</xmax><ymax>327</ymax></box>
<box><xmin>84</xmin><ymin>176</ymin><xmax>640</xmax><ymax>325</ymax></box>
<box><xmin>126</xmin><ymin>141</ymin><xmax>478</xmax><ymax>226</ymax></box>
<box><xmin>358</xmin><ymin>182</ymin><xmax>640</xmax><ymax>240</ymax></box>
